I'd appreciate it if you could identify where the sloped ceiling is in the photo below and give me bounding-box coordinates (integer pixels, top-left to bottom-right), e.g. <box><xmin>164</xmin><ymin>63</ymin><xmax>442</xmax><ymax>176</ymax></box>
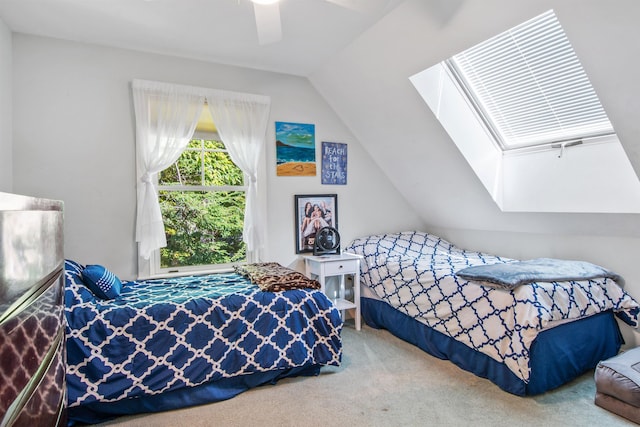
<box><xmin>309</xmin><ymin>0</ymin><xmax>640</xmax><ymax>238</ymax></box>
<box><xmin>2</xmin><ymin>0</ymin><xmax>640</xmax><ymax>239</ymax></box>
<box><xmin>0</xmin><ymin>0</ymin><xmax>404</xmax><ymax>76</ymax></box>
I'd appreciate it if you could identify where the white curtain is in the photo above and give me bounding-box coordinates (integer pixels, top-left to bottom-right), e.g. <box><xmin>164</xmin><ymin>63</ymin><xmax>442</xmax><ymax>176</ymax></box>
<box><xmin>206</xmin><ymin>91</ymin><xmax>270</xmax><ymax>260</ymax></box>
<box><xmin>132</xmin><ymin>80</ymin><xmax>204</xmax><ymax>259</ymax></box>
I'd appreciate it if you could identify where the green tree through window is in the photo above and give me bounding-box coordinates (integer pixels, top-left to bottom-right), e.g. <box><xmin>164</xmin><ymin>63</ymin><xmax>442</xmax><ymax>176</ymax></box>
<box><xmin>158</xmin><ymin>138</ymin><xmax>246</xmax><ymax>269</ymax></box>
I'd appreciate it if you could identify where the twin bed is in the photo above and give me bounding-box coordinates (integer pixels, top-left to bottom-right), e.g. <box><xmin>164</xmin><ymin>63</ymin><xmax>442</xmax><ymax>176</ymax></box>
<box><xmin>64</xmin><ymin>231</ymin><xmax>640</xmax><ymax>423</ymax></box>
<box><xmin>345</xmin><ymin>231</ymin><xmax>640</xmax><ymax>396</ymax></box>
<box><xmin>64</xmin><ymin>261</ymin><xmax>342</xmax><ymax>424</ymax></box>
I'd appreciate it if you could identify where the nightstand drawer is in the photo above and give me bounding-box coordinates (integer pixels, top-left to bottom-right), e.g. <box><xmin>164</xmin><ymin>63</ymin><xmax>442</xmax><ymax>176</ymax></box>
<box><xmin>323</xmin><ymin>260</ymin><xmax>358</xmax><ymax>276</ymax></box>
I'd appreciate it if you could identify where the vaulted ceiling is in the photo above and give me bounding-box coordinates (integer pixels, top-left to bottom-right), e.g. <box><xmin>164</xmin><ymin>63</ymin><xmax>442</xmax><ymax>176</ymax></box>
<box><xmin>0</xmin><ymin>0</ymin><xmax>403</xmax><ymax>76</ymax></box>
<box><xmin>2</xmin><ymin>0</ymin><xmax>640</xmax><ymax>239</ymax></box>
<box><xmin>308</xmin><ymin>0</ymin><xmax>640</xmax><ymax>237</ymax></box>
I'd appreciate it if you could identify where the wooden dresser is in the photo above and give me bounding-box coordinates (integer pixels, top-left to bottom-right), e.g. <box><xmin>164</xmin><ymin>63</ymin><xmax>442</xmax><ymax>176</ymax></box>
<box><xmin>0</xmin><ymin>192</ymin><xmax>66</xmax><ymax>426</ymax></box>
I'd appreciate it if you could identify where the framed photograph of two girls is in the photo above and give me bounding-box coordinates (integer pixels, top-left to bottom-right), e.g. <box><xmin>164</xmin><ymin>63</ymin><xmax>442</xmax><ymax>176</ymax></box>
<box><xmin>294</xmin><ymin>194</ymin><xmax>337</xmax><ymax>253</ymax></box>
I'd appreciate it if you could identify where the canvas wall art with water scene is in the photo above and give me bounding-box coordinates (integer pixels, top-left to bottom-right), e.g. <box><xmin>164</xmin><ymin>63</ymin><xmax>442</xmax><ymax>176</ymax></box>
<box><xmin>276</xmin><ymin>121</ymin><xmax>316</xmax><ymax>176</ymax></box>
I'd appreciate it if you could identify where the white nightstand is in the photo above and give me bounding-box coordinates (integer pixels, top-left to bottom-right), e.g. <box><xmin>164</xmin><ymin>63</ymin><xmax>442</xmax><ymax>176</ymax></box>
<box><xmin>303</xmin><ymin>252</ymin><xmax>361</xmax><ymax>331</ymax></box>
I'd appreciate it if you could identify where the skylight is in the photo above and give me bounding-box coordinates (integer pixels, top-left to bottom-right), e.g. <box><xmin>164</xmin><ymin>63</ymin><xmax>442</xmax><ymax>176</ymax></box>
<box><xmin>446</xmin><ymin>9</ymin><xmax>614</xmax><ymax>150</ymax></box>
<box><xmin>409</xmin><ymin>9</ymin><xmax>640</xmax><ymax>213</ymax></box>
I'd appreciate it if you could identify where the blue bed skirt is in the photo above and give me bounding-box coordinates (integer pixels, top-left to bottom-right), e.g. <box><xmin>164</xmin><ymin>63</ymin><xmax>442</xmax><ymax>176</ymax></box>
<box><xmin>67</xmin><ymin>364</ymin><xmax>320</xmax><ymax>425</ymax></box>
<box><xmin>361</xmin><ymin>297</ymin><xmax>623</xmax><ymax>395</ymax></box>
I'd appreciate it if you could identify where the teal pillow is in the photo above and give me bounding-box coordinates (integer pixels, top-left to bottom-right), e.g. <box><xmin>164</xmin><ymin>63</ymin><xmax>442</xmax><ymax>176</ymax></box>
<box><xmin>81</xmin><ymin>264</ymin><xmax>122</xmax><ymax>300</ymax></box>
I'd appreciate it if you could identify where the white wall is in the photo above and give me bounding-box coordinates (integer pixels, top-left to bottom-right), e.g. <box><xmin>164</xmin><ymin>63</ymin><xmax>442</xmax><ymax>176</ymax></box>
<box><xmin>410</xmin><ymin>62</ymin><xmax>504</xmax><ymax>208</ymax></box>
<box><xmin>0</xmin><ymin>17</ymin><xmax>11</xmax><ymax>192</ymax></box>
<box><xmin>311</xmin><ymin>0</ymin><xmax>640</xmax><ymax>234</ymax></box>
<box><xmin>411</xmin><ymin>62</ymin><xmax>640</xmax><ymax>213</ymax></box>
<box><xmin>502</xmin><ymin>140</ymin><xmax>640</xmax><ymax>213</ymax></box>
<box><xmin>12</xmin><ymin>34</ymin><xmax>425</xmax><ymax>279</ymax></box>
<box><xmin>311</xmin><ymin>0</ymin><xmax>640</xmax><ymax>345</ymax></box>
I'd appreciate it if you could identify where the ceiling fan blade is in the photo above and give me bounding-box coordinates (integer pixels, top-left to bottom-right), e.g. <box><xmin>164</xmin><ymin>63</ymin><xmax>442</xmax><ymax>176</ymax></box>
<box><xmin>253</xmin><ymin>3</ymin><xmax>282</xmax><ymax>45</ymax></box>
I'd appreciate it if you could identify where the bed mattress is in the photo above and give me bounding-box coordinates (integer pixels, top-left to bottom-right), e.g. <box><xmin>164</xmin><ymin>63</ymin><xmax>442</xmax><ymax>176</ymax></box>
<box><xmin>64</xmin><ymin>261</ymin><xmax>342</xmax><ymax>419</ymax></box>
<box><xmin>346</xmin><ymin>232</ymin><xmax>639</xmax><ymax>384</ymax></box>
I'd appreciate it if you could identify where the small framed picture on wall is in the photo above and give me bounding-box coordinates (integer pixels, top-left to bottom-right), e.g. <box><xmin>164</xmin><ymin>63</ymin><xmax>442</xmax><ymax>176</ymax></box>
<box><xmin>294</xmin><ymin>194</ymin><xmax>337</xmax><ymax>253</ymax></box>
<box><xmin>321</xmin><ymin>141</ymin><xmax>347</xmax><ymax>185</ymax></box>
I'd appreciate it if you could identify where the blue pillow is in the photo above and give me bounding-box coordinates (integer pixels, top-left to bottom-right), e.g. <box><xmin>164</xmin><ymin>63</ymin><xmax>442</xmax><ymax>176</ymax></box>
<box><xmin>81</xmin><ymin>264</ymin><xmax>122</xmax><ymax>300</ymax></box>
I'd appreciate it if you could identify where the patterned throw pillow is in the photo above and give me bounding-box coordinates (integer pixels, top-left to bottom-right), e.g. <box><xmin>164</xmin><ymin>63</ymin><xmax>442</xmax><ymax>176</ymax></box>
<box><xmin>81</xmin><ymin>264</ymin><xmax>123</xmax><ymax>300</ymax></box>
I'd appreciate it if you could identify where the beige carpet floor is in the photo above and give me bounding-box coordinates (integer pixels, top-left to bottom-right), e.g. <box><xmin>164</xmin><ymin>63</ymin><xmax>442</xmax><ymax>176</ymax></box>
<box><xmin>95</xmin><ymin>322</ymin><xmax>633</xmax><ymax>427</ymax></box>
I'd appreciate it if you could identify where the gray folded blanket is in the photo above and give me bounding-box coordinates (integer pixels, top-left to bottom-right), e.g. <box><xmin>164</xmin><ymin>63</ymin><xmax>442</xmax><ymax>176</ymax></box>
<box><xmin>456</xmin><ymin>258</ymin><xmax>622</xmax><ymax>290</ymax></box>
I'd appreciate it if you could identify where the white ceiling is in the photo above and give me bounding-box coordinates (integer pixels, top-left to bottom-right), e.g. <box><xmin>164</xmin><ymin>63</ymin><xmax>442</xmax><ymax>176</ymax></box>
<box><xmin>0</xmin><ymin>0</ymin><xmax>403</xmax><ymax>76</ymax></box>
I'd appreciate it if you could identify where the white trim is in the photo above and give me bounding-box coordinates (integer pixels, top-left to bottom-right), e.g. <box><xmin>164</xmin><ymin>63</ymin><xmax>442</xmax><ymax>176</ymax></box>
<box><xmin>134</xmin><ymin>80</ymin><xmax>270</xmax><ymax>279</ymax></box>
<box><xmin>158</xmin><ymin>185</ymin><xmax>248</xmax><ymax>192</ymax></box>
<box><xmin>137</xmin><ymin>137</ymin><xmax>265</xmax><ymax>280</ymax></box>
<box><xmin>139</xmin><ymin>264</ymin><xmax>235</xmax><ymax>281</ymax></box>
<box><xmin>502</xmin><ymin>134</ymin><xmax>618</xmax><ymax>157</ymax></box>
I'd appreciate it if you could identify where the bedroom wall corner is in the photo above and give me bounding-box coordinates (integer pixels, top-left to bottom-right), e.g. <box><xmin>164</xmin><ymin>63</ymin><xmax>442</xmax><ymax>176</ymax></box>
<box><xmin>263</xmin><ymin>76</ymin><xmax>427</xmax><ymax>272</ymax></box>
<box><xmin>11</xmin><ymin>34</ymin><xmax>426</xmax><ymax>279</ymax></box>
<box><xmin>0</xmin><ymin>18</ymin><xmax>11</xmax><ymax>192</ymax></box>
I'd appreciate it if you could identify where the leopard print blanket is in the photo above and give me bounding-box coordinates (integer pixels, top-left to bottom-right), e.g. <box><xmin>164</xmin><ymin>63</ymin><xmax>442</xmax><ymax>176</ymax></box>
<box><xmin>234</xmin><ymin>262</ymin><xmax>321</xmax><ymax>292</ymax></box>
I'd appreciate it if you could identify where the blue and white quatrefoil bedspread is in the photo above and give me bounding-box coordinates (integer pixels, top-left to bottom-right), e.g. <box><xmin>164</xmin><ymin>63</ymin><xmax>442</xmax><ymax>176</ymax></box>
<box><xmin>346</xmin><ymin>232</ymin><xmax>640</xmax><ymax>383</ymax></box>
<box><xmin>64</xmin><ymin>264</ymin><xmax>342</xmax><ymax>408</ymax></box>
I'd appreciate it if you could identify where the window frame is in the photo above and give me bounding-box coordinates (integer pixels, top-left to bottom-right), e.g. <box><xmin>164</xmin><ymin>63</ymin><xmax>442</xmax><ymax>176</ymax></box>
<box><xmin>409</xmin><ymin>16</ymin><xmax>640</xmax><ymax>214</ymax></box>
<box><xmin>147</xmin><ymin>131</ymin><xmax>250</xmax><ymax>278</ymax></box>
<box><xmin>445</xmin><ymin>9</ymin><xmax>615</xmax><ymax>152</ymax></box>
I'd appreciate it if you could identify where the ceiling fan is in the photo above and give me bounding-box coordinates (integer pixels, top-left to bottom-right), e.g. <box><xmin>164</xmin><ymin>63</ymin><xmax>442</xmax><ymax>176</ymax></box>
<box><xmin>249</xmin><ymin>0</ymin><xmax>370</xmax><ymax>45</ymax></box>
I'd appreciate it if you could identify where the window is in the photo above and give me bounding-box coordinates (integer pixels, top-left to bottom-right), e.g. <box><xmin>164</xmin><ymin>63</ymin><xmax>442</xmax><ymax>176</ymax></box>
<box><xmin>132</xmin><ymin>80</ymin><xmax>270</xmax><ymax>279</ymax></box>
<box><xmin>157</xmin><ymin>134</ymin><xmax>246</xmax><ymax>274</ymax></box>
<box><xmin>446</xmin><ymin>9</ymin><xmax>614</xmax><ymax>150</ymax></box>
<box><xmin>410</xmin><ymin>10</ymin><xmax>640</xmax><ymax>213</ymax></box>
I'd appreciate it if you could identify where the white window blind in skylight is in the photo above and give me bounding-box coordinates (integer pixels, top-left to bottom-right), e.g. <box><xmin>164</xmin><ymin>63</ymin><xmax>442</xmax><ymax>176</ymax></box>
<box><xmin>448</xmin><ymin>9</ymin><xmax>614</xmax><ymax>150</ymax></box>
